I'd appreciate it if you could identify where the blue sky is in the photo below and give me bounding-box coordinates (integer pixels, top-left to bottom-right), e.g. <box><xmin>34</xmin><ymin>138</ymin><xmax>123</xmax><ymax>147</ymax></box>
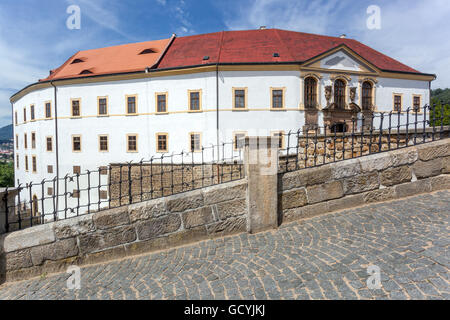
<box><xmin>0</xmin><ymin>0</ymin><xmax>449</xmax><ymax>127</ymax></box>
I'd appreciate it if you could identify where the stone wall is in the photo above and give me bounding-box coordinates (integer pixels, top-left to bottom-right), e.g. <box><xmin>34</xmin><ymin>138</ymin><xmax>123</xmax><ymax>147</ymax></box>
<box><xmin>108</xmin><ymin>163</ymin><xmax>244</xmax><ymax>207</ymax></box>
<box><xmin>279</xmin><ymin>138</ymin><xmax>450</xmax><ymax>223</ymax></box>
<box><xmin>0</xmin><ymin>179</ymin><xmax>247</xmax><ymax>282</ymax></box>
<box><xmin>1</xmin><ymin>137</ymin><xmax>449</xmax><ymax>283</ymax></box>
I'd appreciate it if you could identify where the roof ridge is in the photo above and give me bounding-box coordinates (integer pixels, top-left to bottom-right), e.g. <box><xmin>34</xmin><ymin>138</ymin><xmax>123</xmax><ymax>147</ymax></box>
<box><xmin>216</xmin><ymin>30</ymin><xmax>225</xmax><ymax>64</ymax></box>
<box><xmin>273</xmin><ymin>29</ymin><xmax>295</xmax><ymax>62</ymax></box>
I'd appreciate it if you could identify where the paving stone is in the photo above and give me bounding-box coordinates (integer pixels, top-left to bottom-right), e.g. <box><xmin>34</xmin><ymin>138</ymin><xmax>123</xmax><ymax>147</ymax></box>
<box><xmin>0</xmin><ymin>191</ymin><xmax>448</xmax><ymax>300</ymax></box>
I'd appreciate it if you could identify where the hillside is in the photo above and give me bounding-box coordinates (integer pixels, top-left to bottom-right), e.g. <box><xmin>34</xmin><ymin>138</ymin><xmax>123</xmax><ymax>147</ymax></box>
<box><xmin>0</xmin><ymin>124</ymin><xmax>12</xmax><ymax>141</ymax></box>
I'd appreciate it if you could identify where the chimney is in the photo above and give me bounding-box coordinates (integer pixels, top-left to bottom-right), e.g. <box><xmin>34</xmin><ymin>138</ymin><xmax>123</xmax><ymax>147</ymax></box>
<box><xmin>339</xmin><ymin>34</ymin><xmax>346</xmax><ymax>39</ymax></box>
<box><xmin>259</xmin><ymin>26</ymin><xmax>266</xmax><ymax>30</ymax></box>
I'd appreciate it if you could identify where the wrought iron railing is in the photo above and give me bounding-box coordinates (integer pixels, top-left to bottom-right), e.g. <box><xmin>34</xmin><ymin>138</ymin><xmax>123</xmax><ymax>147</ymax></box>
<box><xmin>2</xmin><ymin>103</ymin><xmax>449</xmax><ymax>233</ymax></box>
<box><xmin>278</xmin><ymin>104</ymin><xmax>449</xmax><ymax>173</ymax></box>
<box><xmin>2</xmin><ymin>141</ymin><xmax>244</xmax><ymax>232</ymax></box>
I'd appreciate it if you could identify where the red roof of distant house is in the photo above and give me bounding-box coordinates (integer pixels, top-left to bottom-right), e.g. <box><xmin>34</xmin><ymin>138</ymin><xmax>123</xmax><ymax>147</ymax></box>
<box><xmin>41</xmin><ymin>28</ymin><xmax>424</xmax><ymax>82</ymax></box>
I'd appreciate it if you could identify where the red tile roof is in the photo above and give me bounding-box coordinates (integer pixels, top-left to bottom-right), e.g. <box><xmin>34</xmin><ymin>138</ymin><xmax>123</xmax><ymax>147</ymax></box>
<box><xmin>42</xmin><ymin>28</ymin><xmax>425</xmax><ymax>82</ymax></box>
<box><xmin>41</xmin><ymin>38</ymin><xmax>172</xmax><ymax>81</ymax></box>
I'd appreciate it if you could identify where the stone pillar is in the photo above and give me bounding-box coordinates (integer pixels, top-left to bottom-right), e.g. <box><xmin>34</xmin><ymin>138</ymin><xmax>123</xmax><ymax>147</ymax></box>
<box><xmin>0</xmin><ymin>191</ymin><xmax>6</xmax><ymax>235</ymax></box>
<box><xmin>244</xmin><ymin>136</ymin><xmax>279</xmax><ymax>233</ymax></box>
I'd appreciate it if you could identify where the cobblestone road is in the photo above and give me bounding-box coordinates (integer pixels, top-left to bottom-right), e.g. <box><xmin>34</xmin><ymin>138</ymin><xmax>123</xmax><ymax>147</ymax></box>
<box><xmin>0</xmin><ymin>191</ymin><xmax>449</xmax><ymax>300</ymax></box>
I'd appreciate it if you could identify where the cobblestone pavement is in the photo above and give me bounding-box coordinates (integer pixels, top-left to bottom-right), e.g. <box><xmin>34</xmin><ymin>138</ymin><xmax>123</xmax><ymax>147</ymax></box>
<box><xmin>0</xmin><ymin>191</ymin><xmax>449</xmax><ymax>300</ymax></box>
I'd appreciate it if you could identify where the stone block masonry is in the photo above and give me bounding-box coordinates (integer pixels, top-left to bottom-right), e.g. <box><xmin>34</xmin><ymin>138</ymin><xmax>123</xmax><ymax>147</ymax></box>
<box><xmin>0</xmin><ymin>179</ymin><xmax>248</xmax><ymax>282</ymax></box>
<box><xmin>280</xmin><ymin>138</ymin><xmax>450</xmax><ymax>223</ymax></box>
<box><xmin>1</xmin><ymin>137</ymin><xmax>449</xmax><ymax>282</ymax></box>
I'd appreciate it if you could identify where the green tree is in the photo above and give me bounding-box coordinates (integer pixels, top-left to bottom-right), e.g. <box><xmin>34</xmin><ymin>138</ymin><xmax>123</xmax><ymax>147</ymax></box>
<box><xmin>429</xmin><ymin>98</ymin><xmax>450</xmax><ymax>127</ymax></box>
<box><xmin>0</xmin><ymin>162</ymin><xmax>14</xmax><ymax>187</ymax></box>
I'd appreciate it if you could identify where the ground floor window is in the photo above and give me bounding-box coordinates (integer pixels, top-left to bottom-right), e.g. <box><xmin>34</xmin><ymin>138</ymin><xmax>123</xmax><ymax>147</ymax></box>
<box><xmin>156</xmin><ymin>133</ymin><xmax>168</xmax><ymax>152</ymax></box>
<box><xmin>99</xmin><ymin>135</ymin><xmax>109</xmax><ymax>152</ymax></box>
<box><xmin>127</xmin><ymin>134</ymin><xmax>138</xmax><ymax>152</ymax></box>
<box><xmin>190</xmin><ymin>133</ymin><xmax>202</xmax><ymax>152</ymax></box>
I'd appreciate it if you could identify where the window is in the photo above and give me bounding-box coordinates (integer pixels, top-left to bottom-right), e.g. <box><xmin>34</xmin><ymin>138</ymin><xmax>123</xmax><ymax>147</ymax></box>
<box><xmin>139</xmin><ymin>48</ymin><xmax>156</xmax><ymax>55</ymax></box>
<box><xmin>393</xmin><ymin>94</ymin><xmax>402</xmax><ymax>112</ymax></box>
<box><xmin>71</xmin><ymin>58</ymin><xmax>84</xmax><ymax>64</ymax></box>
<box><xmin>271</xmin><ymin>131</ymin><xmax>285</xmax><ymax>149</ymax></box>
<box><xmin>334</xmin><ymin>79</ymin><xmax>346</xmax><ymax>109</ymax></box>
<box><xmin>71</xmin><ymin>99</ymin><xmax>81</xmax><ymax>117</ymax></box>
<box><xmin>189</xmin><ymin>133</ymin><xmax>201</xmax><ymax>152</ymax></box>
<box><xmin>304</xmin><ymin>77</ymin><xmax>317</xmax><ymax>109</ymax></box>
<box><xmin>24</xmin><ymin>133</ymin><xmax>28</xmax><ymax>149</ymax></box>
<box><xmin>16</xmin><ymin>155</ymin><xmax>19</xmax><ymax>169</ymax></box>
<box><xmin>30</xmin><ymin>105</ymin><xmax>35</xmax><ymax>121</ymax></box>
<box><xmin>46</xmin><ymin>137</ymin><xmax>53</xmax><ymax>152</ymax></box>
<box><xmin>16</xmin><ymin>135</ymin><xmax>19</xmax><ymax>150</ymax></box>
<box><xmin>73</xmin><ymin>166</ymin><xmax>81</xmax><ymax>174</ymax></box>
<box><xmin>271</xmin><ymin>88</ymin><xmax>285</xmax><ymax>109</ymax></box>
<box><xmin>413</xmin><ymin>95</ymin><xmax>421</xmax><ymax>112</ymax></box>
<box><xmin>233</xmin><ymin>132</ymin><xmax>247</xmax><ymax>150</ymax></box>
<box><xmin>188</xmin><ymin>90</ymin><xmax>202</xmax><ymax>111</ymax></box>
<box><xmin>25</xmin><ymin>155</ymin><xmax>29</xmax><ymax>171</ymax></box>
<box><xmin>31</xmin><ymin>132</ymin><xmax>36</xmax><ymax>149</ymax></box>
<box><xmin>233</xmin><ymin>88</ymin><xmax>247</xmax><ymax>109</ymax></box>
<box><xmin>72</xmin><ymin>190</ymin><xmax>80</xmax><ymax>198</ymax></box>
<box><xmin>127</xmin><ymin>134</ymin><xmax>138</xmax><ymax>152</ymax></box>
<box><xmin>156</xmin><ymin>133</ymin><xmax>168</xmax><ymax>152</ymax></box>
<box><xmin>126</xmin><ymin>95</ymin><xmax>137</xmax><ymax>114</ymax></box>
<box><xmin>15</xmin><ymin>112</ymin><xmax>18</xmax><ymax>125</ymax></box>
<box><xmin>156</xmin><ymin>93</ymin><xmax>168</xmax><ymax>113</ymax></box>
<box><xmin>47</xmin><ymin>165</ymin><xmax>53</xmax><ymax>174</ymax></box>
<box><xmin>23</xmin><ymin>107</ymin><xmax>27</xmax><ymax>122</ymax></box>
<box><xmin>47</xmin><ymin>187</ymin><xmax>53</xmax><ymax>196</ymax></box>
<box><xmin>361</xmin><ymin>81</ymin><xmax>373</xmax><ymax>110</ymax></box>
<box><xmin>72</xmin><ymin>135</ymin><xmax>81</xmax><ymax>152</ymax></box>
<box><xmin>100</xmin><ymin>190</ymin><xmax>108</xmax><ymax>199</ymax></box>
<box><xmin>98</xmin><ymin>97</ymin><xmax>108</xmax><ymax>116</ymax></box>
<box><xmin>32</xmin><ymin>156</ymin><xmax>37</xmax><ymax>173</ymax></box>
<box><xmin>99</xmin><ymin>135</ymin><xmax>109</xmax><ymax>152</ymax></box>
<box><xmin>45</xmin><ymin>102</ymin><xmax>52</xmax><ymax>118</ymax></box>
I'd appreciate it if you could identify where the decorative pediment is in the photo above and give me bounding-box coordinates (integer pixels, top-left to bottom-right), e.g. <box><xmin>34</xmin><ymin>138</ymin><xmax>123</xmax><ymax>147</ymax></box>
<box><xmin>301</xmin><ymin>45</ymin><xmax>380</xmax><ymax>75</ymax></box>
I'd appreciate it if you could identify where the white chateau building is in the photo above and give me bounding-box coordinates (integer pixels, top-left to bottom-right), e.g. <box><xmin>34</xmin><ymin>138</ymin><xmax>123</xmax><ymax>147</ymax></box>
<box><xmin>10</xmin><ymin>28</ymin><xmax>435</xmax><ymax>218</ymax></box>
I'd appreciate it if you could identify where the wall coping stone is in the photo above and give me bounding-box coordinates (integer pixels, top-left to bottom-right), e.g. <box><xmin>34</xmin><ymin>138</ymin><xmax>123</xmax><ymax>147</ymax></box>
<box><xmin>2</xmin><ymin>224</ymin><xmax>55</xmax><ymax>253</ymax></box>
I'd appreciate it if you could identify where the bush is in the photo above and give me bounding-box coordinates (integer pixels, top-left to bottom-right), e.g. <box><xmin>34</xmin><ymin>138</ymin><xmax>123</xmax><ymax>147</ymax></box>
<box><xmin>0</xmin><ymin>162</ymin><xmax>14</xmax><ymax>187</ymax></box>
<box><xmin>429</xmin><ymin>98</ymin><xmax>450</xmax><ymax>127</ymax></box>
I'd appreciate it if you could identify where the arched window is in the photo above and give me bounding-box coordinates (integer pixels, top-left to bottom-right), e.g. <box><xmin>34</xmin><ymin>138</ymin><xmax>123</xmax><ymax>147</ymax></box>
<box><xmin>361</xmin><ymin>81</ymin><xmax>373</xmax><ymax>110</ymax></box>
<box><xmin>304</xmin><ymin>77</ymin><xmax>317</xmax><ymax>109</ymax></box>
<box><xmin>334</xmin><ymin>79</ymin><xmax>346</xmax><ymax>109</ymax></box>
<box><xmin>32</xmin><ymin>195</ymin><xmax>39</xmax><ymax>217</ymax></box>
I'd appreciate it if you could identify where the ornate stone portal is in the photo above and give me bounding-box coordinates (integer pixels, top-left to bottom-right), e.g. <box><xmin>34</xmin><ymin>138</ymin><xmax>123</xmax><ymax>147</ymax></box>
<box><xmin>322</xmin><ymin>86</ymin><xmax>360</xmax><ymax>132</ymax></box>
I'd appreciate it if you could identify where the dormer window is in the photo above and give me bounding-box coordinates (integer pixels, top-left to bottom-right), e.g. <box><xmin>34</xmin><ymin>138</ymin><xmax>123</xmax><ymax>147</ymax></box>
<box><xmin>79</xmin><ymin>69</ymin><xmax>93</xmax><ymax>75</ymax></box>
<box><xmin>139</xmin><ymin>48</ymin><xmax>156</xmax><ymax>55</ymax></box>
<box><xmin>71</xmin><ymin>58</ymin><xmax>84</xmax><ymax>64</ymax></box>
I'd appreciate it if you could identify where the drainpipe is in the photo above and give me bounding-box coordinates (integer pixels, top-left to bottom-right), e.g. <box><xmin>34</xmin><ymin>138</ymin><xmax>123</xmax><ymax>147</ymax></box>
<box><xmin>10</xmin><ymin>102</ymin><xmax>15</xmax><ymax>187</ymax></box>
<box><xmin>216</xmin><ymin>64</ymin><xmax>220</xmax><ymax>162</ymax></box>
<box><xmin>50</xmin><ymin>81</ymin><xmax>60</xmax><ymax>213</ymax></box>
<box><xmin>216</xmin><ymin>31</ymin><xmax>224</xmax><ymax>164</ymax></box>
